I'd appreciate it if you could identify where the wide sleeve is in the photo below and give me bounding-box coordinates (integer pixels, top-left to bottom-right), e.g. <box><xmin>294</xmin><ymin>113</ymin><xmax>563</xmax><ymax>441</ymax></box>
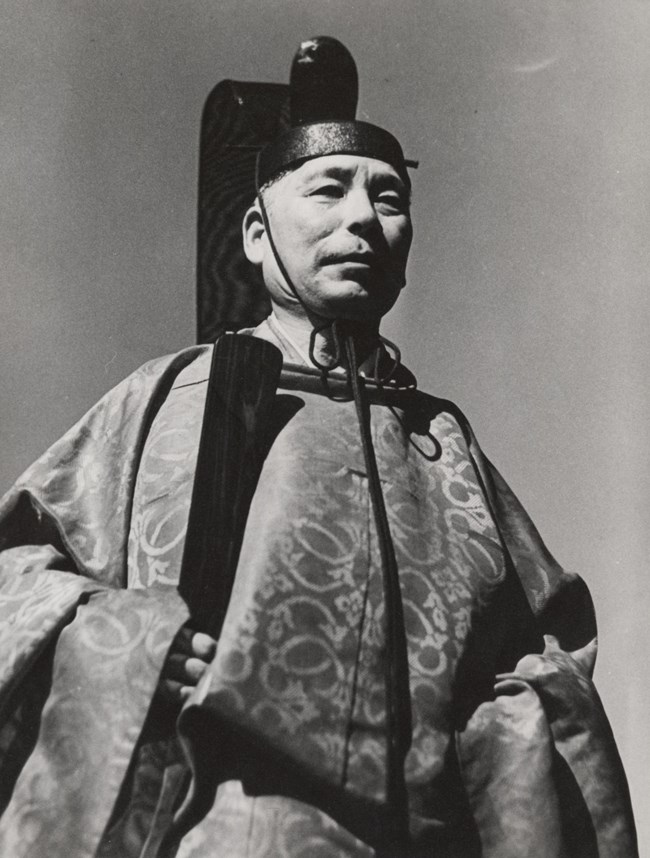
<box><xmin>456</xmin><ymin>431</ymin><xmax>638</xmax><ymax>857</ymax></box>
<box><xmin>0</xmin><ymin>350</ymin><xmax>201</xmax><ymax>858</ymax></box>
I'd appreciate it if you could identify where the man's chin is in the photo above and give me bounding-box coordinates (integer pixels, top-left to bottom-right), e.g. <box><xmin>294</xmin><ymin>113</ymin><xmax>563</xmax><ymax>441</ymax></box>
<box><xmin>315</xmin><ymin>298</ymin><xmax>389</xmax><ymax>324</ymax></box>
<box><xmin>309</xmin><ymin>281</ymin><xmax>397</xmax><ymax>322</ymax></box>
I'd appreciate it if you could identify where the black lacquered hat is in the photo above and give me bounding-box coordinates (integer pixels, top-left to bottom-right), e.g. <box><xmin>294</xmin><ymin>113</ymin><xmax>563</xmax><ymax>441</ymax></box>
<box><xmin>256</xmin><ymin>37</ymin><xmax>416</xmax><ymax>189</ymax></box>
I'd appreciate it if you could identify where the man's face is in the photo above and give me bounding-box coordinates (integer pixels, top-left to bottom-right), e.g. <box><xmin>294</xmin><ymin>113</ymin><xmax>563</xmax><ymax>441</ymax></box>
<box><xmin>245</xmin><ymin>154</ymin><xmax>413</xmax><ymax>324</ymax></box>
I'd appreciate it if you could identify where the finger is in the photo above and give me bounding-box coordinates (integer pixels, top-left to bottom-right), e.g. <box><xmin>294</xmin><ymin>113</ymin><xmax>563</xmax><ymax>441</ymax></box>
<box><xmin>543</xmin><ymin>634</ymin><xmax>560</xmax><ymax>651</ymax></box>
<box><xmin>164</xmin><ymin>653</ymin><xmax>194</xmax><ymax>682</ymax></box>
<box><xmin>183</xmin><ymin>657</ymin><xmax>209</xmax><ymax>685</ymax></box>
<box><xmin>191</xmin><ymin>632</ymin><xmax>217</xmax><ymax>661</ymax></box>
<box><xmin>171</xmin><ymin>625</ymin><xmax>195</xmax><ymax>656</ymax></box>
<box><xmin>164</xmin><ymin>654</ymin><xmax>209</xmax><ymax>685</ymax></box>
<box><xmin>157</xmin><ymin>678</ymin><xmax>185</xmax><ymax>705</ymax></box>
<box><xmin>494</xmin><ymin>678</ymin><xmax>527</xmax><ymax>696</ymax></box>
<box><xmin>514</xmin><ymin>652</ymin><xmax>555</xmax><ymax>677</ymax></box>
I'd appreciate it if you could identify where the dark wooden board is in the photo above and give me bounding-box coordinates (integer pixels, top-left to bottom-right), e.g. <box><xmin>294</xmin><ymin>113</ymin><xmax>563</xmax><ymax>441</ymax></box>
<box><xmin>196</xmin><ymin>80</ymin><xmax>289</xmax><ymax>343</ymax></box>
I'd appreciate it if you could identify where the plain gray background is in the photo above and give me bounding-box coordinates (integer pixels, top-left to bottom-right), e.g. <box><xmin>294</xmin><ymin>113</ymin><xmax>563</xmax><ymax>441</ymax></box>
<box><xmin>2</xmin><ymin>1</ymin><xmax>648</xmax><ymax>850</ymax></box>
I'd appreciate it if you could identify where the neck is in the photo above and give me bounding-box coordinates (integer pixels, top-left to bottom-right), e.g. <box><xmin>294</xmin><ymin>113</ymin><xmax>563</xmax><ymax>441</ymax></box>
<box><xmin>270</xmin><ymin>305</ymin><xmax>380</xmax><ymax>370</ymax></box>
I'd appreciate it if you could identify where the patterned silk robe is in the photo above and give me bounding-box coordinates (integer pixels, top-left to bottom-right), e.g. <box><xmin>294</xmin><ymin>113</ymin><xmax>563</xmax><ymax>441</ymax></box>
<box><xmin>0</xmin><ymin>323</ymin><xmax>638</xmax><ymax>857</ymax></box>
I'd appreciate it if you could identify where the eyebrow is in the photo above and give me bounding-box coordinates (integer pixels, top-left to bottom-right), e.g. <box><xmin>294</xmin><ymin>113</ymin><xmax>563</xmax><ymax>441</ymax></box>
<box><xmin>298</xmin><ymin>164</ymin><xmax>408</xmax><ymax>192</ymax></box>
<box><xmin>299</xmin><ymin>165</ymin><xmax>356</xmax><ymax>183</ymax></box>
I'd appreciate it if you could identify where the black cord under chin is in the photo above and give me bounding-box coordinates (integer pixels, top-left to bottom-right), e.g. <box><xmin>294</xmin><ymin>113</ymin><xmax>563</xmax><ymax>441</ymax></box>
<box><xmin>308</xmin><ymin>320</ymin><xmax>343</xmax><ymax>372</ymax></box>
<box><xmin>344</xmin><ymin>333</ymin><xmax>412</xmax><ymax>849</ymax></box>
<box><xmin>308</xmin><ymin>320</ymin><xmax>404</xmax><ymax>386</ymax></box>
<box><xmin>374</xmin><ymin>334</ymin><xmax>401</xmax><ymax>386</ymax></box>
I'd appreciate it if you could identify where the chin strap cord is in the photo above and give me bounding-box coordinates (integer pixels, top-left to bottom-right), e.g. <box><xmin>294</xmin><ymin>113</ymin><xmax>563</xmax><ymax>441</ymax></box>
<box><xmin>257</xmin><ymin>192</ymin><xmax>308</xmax><ymax>315</ymax></box>
<box><xmin>308</xmin><ymin>320</ymin><xmax>344</xmax><ymax>372</ymax></box>
<box><xmin>308</xmin><ymin>320</ymin><xmax>404</xmax><ymax>386</ymax></box>
<box><xmin>344</xmin><ymin>330</ymin><xmax>412</xmax><ymax>850</ymax></box>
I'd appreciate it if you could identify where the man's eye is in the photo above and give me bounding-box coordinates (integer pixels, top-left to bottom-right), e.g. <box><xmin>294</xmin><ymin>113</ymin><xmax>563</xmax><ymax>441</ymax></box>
<box><xmin>309</xmin><ymin>184</ymin><xmax>344</xmax><ymax>198</ymax></box>
<box><xmin>376</xmin><ymin>193</ymin><xmax>407</xmax><ymax>212</ymax></box>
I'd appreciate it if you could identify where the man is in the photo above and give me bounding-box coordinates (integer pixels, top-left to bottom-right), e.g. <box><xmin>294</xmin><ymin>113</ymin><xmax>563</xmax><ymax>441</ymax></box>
<box><xmin>0</xmin><ymin>38</ymin><xmax>637</xmax><ymax>858</ymax></box>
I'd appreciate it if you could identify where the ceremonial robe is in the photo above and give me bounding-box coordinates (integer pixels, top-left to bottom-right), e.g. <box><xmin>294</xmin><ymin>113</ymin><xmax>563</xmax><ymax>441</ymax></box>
<box><xmin>0</xmin><ymin>324</ymin><xmax>637</xmax><ymax>857</ymax></box>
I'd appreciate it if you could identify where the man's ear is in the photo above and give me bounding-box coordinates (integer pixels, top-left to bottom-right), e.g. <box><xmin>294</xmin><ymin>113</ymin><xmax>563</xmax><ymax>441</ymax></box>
<box><xmin>242</xmin><ymin>200</ymin><xmax>266</xmax><ymax>266</ymax></box>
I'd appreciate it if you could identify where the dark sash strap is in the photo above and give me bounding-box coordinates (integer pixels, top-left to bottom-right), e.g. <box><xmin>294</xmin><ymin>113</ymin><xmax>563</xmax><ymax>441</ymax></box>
<box><xmin>178</xmin><ymin>334</ymin><xmax>282</xmax><ymax>638</ymax></box>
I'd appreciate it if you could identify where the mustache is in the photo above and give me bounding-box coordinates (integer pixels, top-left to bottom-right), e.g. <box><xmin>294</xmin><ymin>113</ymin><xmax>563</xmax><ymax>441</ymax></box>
<box><xmin>318</xmin><ymin>249</ymin><xmax>406</xmax><ymax>290</ymax></box>
<box><xmin>320</xmin><ymin>248</ymin><xmax>384</xmax><ymax>264</ymax></box>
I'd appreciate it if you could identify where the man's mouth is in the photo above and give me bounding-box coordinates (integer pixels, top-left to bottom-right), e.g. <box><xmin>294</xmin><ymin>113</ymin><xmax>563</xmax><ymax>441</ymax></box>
<box><xmin>324</xmin><ymin>252</ymin><xmax>377</xmax><ymax>267</ymax></box>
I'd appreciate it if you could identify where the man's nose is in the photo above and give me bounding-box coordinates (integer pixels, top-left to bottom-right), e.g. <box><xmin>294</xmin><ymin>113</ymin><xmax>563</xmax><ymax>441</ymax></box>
<box><xmin>342</xmin><ymin>189</ymin><xmax>379</xmax><ymax>235</ymax></box>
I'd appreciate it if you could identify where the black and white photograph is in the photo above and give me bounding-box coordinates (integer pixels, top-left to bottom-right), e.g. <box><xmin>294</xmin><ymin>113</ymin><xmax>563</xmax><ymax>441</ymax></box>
<box><xmin>0</xmin><ymin>2</ymin><xmax>646</xmax><ymax>856</ymax></box>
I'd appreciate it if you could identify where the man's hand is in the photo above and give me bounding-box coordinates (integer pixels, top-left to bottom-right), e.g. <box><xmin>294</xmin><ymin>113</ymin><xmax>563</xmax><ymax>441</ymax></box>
<box><xmin>494</xmin><ymin>634</ymin><xmax>598</xmax><ymax>696</ymax></box>
<box><xmin>158</xmin><ymin>626</ymin><xmax>217</xmax><ymax>706</ymax></box>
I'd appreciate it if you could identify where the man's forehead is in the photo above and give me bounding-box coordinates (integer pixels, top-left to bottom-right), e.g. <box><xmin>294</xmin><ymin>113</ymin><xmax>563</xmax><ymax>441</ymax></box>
<box><xmin>287</xmin><ymin>154</ymin><xmax>406</xmax><ymax>186</ymax></box>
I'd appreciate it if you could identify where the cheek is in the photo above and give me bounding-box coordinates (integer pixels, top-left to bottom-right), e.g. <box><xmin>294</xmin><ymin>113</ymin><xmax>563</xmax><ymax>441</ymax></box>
<box><xmin>276</xmin><ymin>215</ymin><xmax>332</xmax><ymax>263</ymax></box>
<box><xmin>292</xmin><ymin>200</ymin><xmax>341</xmax><ymax>239</ymax></box>
<box><xmin>386</xmin><ymin>221</ymin><xmax>413</xmax><ymax>265</ymax></box>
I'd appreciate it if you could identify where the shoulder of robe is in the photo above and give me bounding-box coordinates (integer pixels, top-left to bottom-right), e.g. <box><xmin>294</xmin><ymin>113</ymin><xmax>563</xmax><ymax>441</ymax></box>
<box><xmin>2</xmin><ymin>345</ymin><xmax>210</xmax><ymax>515</ymax></box>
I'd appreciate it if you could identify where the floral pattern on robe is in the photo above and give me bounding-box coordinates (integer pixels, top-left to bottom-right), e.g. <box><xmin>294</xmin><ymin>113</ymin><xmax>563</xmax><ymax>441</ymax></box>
<box><xmin>0</xmin><ymin>330</ymin><xmax>638</xmax><ymax>857</ymax></box>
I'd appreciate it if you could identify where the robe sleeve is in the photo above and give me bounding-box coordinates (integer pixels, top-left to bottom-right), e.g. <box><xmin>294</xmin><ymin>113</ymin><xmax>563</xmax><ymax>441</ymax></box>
<box><xmin>0</xmin><ymin>349</ymin><xmax>203</xmax><ymax>858</ymax></box>
<box><xmin>456</xmin><ymin>433</ymin><xmax>638</xmax><ymax>857</ymax></box>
